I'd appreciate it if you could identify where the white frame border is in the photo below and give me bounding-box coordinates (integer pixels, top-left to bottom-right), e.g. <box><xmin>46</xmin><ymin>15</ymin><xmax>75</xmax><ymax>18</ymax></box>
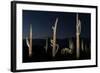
<box><xmin>15</xmin><ymin>3</ymin><xmax>97</xmax><ymax>70</ymax></box>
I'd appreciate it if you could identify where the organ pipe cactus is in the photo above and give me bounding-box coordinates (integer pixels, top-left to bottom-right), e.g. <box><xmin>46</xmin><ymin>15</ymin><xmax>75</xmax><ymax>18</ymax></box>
<box><xmin>26</xmin><ymin>24</ymin><xmax>32</xmax><ymax>57</ymax></box>
<box><xmin>76</xmin><ymin>13</ymin><xmax>81</xmax><ymax>59</ymax></box>
<box><xmin>50</xmin><ymin>18</ymin><xmax>59</xmax><ymax>58</ymax></box>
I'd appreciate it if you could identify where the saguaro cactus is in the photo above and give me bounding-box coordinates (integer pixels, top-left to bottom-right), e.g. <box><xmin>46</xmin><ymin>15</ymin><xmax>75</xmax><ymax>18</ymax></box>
<box><xmin>44</xmin><ymin>38</ymin><xmax>48</xmax><ymax>53</ymax></box>
<box><xmin>50</xmin><ymin>18</ymin><xmax>59</xmax><ymax>58</ymax></box>
<box><xmin>81</xmin><ymin>40</ymin><xmax>84</xmax><ymax>51</ymax></box>
<box><xmin>76</xmin><ymin>13</ymin><xmax>81</xmax><ymax>59</ymax></box>
<box><xmin>69</xmin><ymin>39</ymin><xmax>74</xmax><ymax>54</ymax></box>
<box><xmin>26</xmin><ymin>24</ymin><xmax>32</xmax><ymax>57</ymax></box>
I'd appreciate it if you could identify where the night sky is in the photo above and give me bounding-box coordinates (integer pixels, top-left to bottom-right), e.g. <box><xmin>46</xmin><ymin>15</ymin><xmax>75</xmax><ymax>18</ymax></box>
<box><xmin>23</xmin><ymin>10</ymin><xmax>91</xmax><ymax>39</ymax></box>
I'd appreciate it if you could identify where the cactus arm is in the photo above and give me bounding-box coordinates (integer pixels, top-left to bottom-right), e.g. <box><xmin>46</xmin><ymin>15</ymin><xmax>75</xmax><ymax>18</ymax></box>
<box><xmin>52</xmin><ymin>26</ymin><xmax>54</xmax><ymax>30</ymax></box>
<box><xmin>44</xmin><ymin>38</ymin><xmax>48</xmax><ymax>53</ymax></box>
<box><xmin>78</xmin><ymin>19</ymin><xmax>81</xmax><ymax>34</ymax></box>
<box><xmin>76</xmin><ymin>16</ymin><xmax>81</xmax><ymax>35</ymax></box>
<box><xmin>55</xmin><ymin>44</ymin><xmax>59</xmax><ymax>55</ymax></box>
<box><xmin>69</xmin><ymin>40</ymin><xmax>73</xmax><ymax>54</ymax></box>
<box><xmin>54</xmin><ymin>18</ymin><xmax>58</xmax><ymax>29</ymax></box>
<box><xmin>79</xmin><ymin>20</ymin><xmax>81</xmax><ymax>34</ymax></box>
<box><xmin>26</xmin><ymin>37</ymin><xmax>30</xmax><ymax>48</ymax></box>
<box><xmin>29</xmin><ymin>24</ymin><xmax>32</xmax><ymax>57</ymax></box>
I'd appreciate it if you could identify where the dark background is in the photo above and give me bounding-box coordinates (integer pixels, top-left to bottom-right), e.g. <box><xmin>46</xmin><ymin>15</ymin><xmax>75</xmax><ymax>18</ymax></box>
<box><xmin>22</xmin><ymin>10</ymin><xmax>91</xmax><ymax>63</ymax></box>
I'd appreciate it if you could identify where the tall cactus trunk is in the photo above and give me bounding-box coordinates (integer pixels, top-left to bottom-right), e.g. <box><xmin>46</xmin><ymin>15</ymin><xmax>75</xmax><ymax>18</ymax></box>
<box><xmin>69</xmin><ymin>39</ymin><xmax>73</xmax><ymax>49</ymax></box>
<box><xmin>81</xmin><ymin>40</ymin><xmax>84</xmax><ymax>51</ymax></box>
<box><xmin>26</xmin><ymin>24</ymin><xmax>32</xmax><ymax>57</ymax></box>
<box><xmin>76</xmin><ymin>13</ymin><xmax>81</xmax><ymax>59</ymax></box>
<box><xmin>76</xmin><ymin>34</ymin><xmax>80</xmax><ymax>59</ymax></box>
<box><xmin>50</xmin><ymin>18</ymin><xmax>59</xmax><ymax>58</ymax></box>
<box><xmin>69</xmin><ymin>39</ymin><xmax>74</xmax><ymax>54</ymax></box>
<box><xmin>45</xmin><ymin>38</ymin><xmax>48</xmax><ymax>53</ymax></box>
